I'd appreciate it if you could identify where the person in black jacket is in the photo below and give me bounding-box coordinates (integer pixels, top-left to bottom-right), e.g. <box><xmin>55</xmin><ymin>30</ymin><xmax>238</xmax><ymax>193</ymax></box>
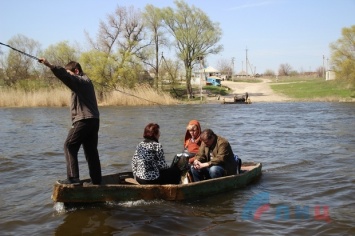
<box><xmin>39</xmin><ymin>58</ymin><xmax>101</xmax><ymax>185</ymax></box>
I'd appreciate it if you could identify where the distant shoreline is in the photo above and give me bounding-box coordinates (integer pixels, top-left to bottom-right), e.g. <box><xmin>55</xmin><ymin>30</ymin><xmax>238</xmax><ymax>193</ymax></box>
<box><xmin>215</xmin><ymin>79</ymin><xmax>355</xmax><ymax>103</ymax></box>
<box><xmin>1</xmin><ymin>79</ymin><xmax>353</xmax><ymax>108</ymax></box>
<box><xmin>218</xmin><ymin>79</ymin><xmax>292</xmax><ymax>103</ymax></box>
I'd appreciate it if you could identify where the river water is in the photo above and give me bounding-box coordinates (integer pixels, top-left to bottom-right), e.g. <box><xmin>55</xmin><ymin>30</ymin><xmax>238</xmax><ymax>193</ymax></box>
<box><xmin>0</xmin><ymin>102</ymin><xmax>354</xmax><ymax>235</ymax></box>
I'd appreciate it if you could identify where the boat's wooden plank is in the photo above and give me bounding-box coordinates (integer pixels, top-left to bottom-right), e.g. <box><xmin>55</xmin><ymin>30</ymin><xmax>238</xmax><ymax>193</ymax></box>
<box><xmin>51</xmin><ymin>162</ymin><xmax>262</xmax><ymax>203</ymax></box>
<box><xmin>125</xmin><ymin>178</ymin><xmax>140</xmax><ymax>185</ymax></box>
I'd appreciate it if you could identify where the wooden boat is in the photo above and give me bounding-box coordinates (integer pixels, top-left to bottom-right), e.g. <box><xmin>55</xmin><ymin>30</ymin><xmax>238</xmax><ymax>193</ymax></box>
<box><xmin>52</xmin><ymin>162</ymin><xmax>262</xmax><ymax>204</ymax></box>
<box><xmin>222</xmin><ymin>92</ymin><xmax>251</xmax><ymax>104</ymax></box>
<box><xmin>222</xmin><ymin>100</ymin><xmax>251</xmax><ymax>104</ymax></box>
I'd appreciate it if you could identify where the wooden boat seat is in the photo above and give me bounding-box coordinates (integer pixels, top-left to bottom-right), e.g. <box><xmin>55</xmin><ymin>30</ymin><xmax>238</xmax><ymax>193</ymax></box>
<box><xmin>125</xmin><ymin>178</ymin><xmax>140</xmax><ymax>185</ymax></box>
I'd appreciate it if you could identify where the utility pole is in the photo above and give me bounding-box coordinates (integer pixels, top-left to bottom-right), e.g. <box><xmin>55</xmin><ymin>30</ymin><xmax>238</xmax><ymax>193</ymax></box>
<box><xmin>241</xmin><ymin>61</ymin><xmax>244</xmax><ymax>75</ymax></box>
<box><xmin>231</xmin><ymin>57</ymin><xmax>235</xmax><ymax>80</ymax></box>
<box><xmin>323</xmin><ymin>55</ymin><xmax>325</xmax><ymax>79</ymax></box>
<box><xmin>246</xmin><ymin>47</ymin><xmax>248</xmax><ymax>77</ymax></box>
<box><xmin>197</xmin><ymin>56</ymin><xmax>204</xmax><ymax>101</ymax></box>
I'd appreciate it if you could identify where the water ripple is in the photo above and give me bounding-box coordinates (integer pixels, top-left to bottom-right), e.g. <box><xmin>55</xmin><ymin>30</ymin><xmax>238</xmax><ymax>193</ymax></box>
<box><xmin>0</xmin><ymin>103</ymin><xmax>354</xmax><ymax>235</ymax></box>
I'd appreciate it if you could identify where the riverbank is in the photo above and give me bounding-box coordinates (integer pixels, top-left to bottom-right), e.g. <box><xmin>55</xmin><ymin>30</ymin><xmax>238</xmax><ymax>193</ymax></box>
<box><xmin>204</xmin><ymin>78</ymin><xmax>293</xmax><ymax>104</ymax></box>
<box><xmin>213</xmin><ymin>78</ymin><xmax>355</xmax><ymax>103</ymax></box>
<box><xmin>1</xmin><ymin>78</ymin><xmax>353</xmax><ymax>107</ymax></box>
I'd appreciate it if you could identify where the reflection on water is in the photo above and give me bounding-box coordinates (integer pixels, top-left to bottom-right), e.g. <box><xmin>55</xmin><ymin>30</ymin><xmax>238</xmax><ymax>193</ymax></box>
<box><xmin>0</xmin><ymin>103</ymin><xmax>355</xmax><ymax>235</ymax></box>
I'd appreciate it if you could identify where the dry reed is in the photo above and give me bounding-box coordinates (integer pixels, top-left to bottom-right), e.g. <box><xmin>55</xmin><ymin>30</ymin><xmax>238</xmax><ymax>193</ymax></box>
<box><xmin>0</xmin><ymin>84</ymin><xmax>179</xmax><ymax>107</ymax></box>
<box><xmin>100</xmin><ymin>84</ymin><xmax>179</xmax><ymax>106</ymax></box>
<box><xmin>0</xmin><ymin>88</ymin><xmax>70</xmax><ymax>107</ymax></box>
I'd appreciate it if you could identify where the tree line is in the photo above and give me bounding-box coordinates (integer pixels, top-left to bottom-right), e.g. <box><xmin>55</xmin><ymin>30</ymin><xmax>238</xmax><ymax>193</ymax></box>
<box><xmin>0</xmin><ymin>0</ymin><xmax>222</xmax><ymax>99</ymax></box>
<box><xmin>1</xmin><ymin>0</ymin><xmax>354</xmax><ymax>96</ymax></box>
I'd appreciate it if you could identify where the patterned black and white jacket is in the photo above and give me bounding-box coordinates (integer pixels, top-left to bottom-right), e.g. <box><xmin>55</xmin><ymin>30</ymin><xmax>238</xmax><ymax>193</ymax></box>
<box><xmin>132</xmin><ymin>139</ymin><xmax>169</xmax><ymax>180</ymax></box>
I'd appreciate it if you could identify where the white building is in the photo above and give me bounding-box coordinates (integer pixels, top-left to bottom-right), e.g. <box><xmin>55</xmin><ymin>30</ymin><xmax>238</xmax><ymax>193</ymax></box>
<box><xmin>191</xmin><ymin>66</ymin><xmax>219</xmax><ymax>85</ymax></box>
<box><xmin>326</xmin><ymin>70</ymin><xmax>336</xmax><ymax>80</ymax></box>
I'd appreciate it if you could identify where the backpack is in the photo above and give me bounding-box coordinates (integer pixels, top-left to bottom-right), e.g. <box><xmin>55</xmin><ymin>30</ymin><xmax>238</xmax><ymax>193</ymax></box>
<box><xmin>171</xmin><ymin>153</ymin><xmax>190</xmax><ymax>171</ymax></box>
<box><xmin>234</xmin><ymin>154</ymin><xmax>242</xmax><ymax>174</ymax></box>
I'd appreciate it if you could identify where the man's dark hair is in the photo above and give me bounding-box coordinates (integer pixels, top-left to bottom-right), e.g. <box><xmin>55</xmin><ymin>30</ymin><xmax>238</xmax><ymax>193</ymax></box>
<box><xmin>65</xmin><ymin>61</ymin><xmax>83</xmax><ymax>75</ymax></box>
<box><xmin>201</xmin><ymin>129</ymin><xmax>215</xmax><ymax>141</ymax></box>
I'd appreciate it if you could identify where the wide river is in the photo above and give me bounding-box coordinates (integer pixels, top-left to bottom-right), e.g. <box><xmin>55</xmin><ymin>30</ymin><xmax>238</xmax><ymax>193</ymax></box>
<box><xmin>0</xmin><ymin>102</ymin><xmax>354</xmax><ymax>235</ymax></box>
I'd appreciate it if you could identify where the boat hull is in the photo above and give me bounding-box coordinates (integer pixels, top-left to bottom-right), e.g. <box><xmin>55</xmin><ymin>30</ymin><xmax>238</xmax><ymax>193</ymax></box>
<box><xmin>222</xmin><ymin>101</ymin><xmax>251</xmax><ymax>104</ymax></box>
<box><xmin>52</xmin><ymin>162</ymin><xmax>262</xmax><ymax>203</ymax></box>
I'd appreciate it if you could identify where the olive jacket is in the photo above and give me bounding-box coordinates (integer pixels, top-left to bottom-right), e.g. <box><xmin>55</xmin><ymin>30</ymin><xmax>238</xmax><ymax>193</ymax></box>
<box><xmin>195</xmin><ymin>135</ymin><xmax>237</xmax><ymax>175</ymax></box>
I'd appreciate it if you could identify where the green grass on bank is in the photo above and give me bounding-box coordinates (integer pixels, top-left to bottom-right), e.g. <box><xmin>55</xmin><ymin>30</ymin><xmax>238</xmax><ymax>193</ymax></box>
<box><xmin>169</xmin><ymin>77</ymin><xmax>355</xmax><ymax>102</ymax></box>
<box><xmin>232</xmin><ymin>78</ymin><xmax>263</xmax><ymax>83</ymax></box>
<box><xmin>270</xmin><ymin>77</ymin><xmax>354</xmax><ymax>101</ymax></box>
<box><xmin>203</xmin><ymin>85</ymin><xmax>230</xmax><ymax>96</ymax></box>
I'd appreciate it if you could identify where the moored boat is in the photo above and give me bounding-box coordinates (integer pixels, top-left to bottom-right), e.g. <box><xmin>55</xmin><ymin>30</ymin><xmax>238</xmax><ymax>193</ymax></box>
<box><xmin>222</xmin><ymin>92</ymin><xmax>251</xmax><ymax>104</ymax></box>
<box><xmin>52</xmin><ymin>162</ymin><xmax>262</xmax><ymax>204</ymax></box>
<box><xmin>222</xmin><ymin>100</ymin><xmax>251</xmax><ymax>104</ymax></box>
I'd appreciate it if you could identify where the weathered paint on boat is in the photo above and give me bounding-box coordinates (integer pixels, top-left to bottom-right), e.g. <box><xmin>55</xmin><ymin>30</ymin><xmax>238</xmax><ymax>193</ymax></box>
<box><xmin>222</xmin><ymin>98</ymin><xmax>252</xmax><ymax>104</ymax></box>
<box><xmin>222</xmin><ymin>101</ymin><xmax>251</xmax><ymax>104</ymax></box>
<box><xmin>52</xmin><ymin>162</ymin><xmax>262</xmax><ymax>203</ymax></box>
<box><xmin>222</xmin><ymin>92</ymin><xmax>251</xmax><ymax>104</ymax></box>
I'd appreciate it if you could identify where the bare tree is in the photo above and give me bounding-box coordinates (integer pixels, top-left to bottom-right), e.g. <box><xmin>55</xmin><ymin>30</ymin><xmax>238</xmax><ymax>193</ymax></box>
<box><xmin>142</xmin><ymin>4</ymin><xmax>169</xmax><ymax>89</ymax></box>
<box><xmin>278</xmin><ymin>63</ymin><xmax>292</xmax><ymax>76</ymax></box>
<box><xmin>264</xmin><ymin>69</ymin><xmax>275</xmax><ymax>77</ymax></box>
<box><xmin>84</xmin><ymin>5</ymin><xmax>148</xmax><ymax>89</ymax></box>
<box><xmin>217</xmin><ymin>59</ymin><xmax>232</xmax><ymax>77</ymax></box>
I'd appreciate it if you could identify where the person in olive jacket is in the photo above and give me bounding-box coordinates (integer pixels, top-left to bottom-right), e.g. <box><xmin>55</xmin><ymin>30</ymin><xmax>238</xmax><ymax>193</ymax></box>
<box><xmin>191</xmin><ymin>129</ymin><xmax>237</xmax><ymax>181</ymax></box>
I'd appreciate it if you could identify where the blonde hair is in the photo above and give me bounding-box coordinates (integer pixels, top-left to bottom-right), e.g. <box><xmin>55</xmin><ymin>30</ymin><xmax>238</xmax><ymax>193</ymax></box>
<box><xmin>187</xmin><ymin>124</ymin><xmax>197</xmax><ymax>131</ymax></box>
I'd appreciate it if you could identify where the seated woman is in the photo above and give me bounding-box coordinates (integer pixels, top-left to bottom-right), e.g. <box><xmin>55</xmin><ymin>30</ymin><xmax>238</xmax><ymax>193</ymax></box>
<box><xmin>184</xmin><ymin>120</ymin><xmax>202</xmax><ymax>164</ymax></box>
<box><xmin>170</xmin><ymin>120</ymin><xmax>202</xmax><ymax>183</ymax></box>
<box><xmin>132</xmin><ymin>123</ymin><xmax>181</xmax><ymax>185</ymax></box>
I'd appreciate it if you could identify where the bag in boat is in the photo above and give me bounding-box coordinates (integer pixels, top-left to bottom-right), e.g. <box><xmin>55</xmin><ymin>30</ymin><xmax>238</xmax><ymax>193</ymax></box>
<box><xmin>234</xmin><ymin>154</ymin><xmax>242</xmax><ymax>174</ymax></box>
<box><xmin>171</xmin><ymin>152</ymin><xmax>190</xmax><ymax>171</ymax></box>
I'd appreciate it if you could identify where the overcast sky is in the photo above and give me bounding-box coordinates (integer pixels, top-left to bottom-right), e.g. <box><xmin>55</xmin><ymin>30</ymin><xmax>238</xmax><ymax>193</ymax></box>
<box><xmin>1</xmin><ymin>0</ymin><xmax>354</xmax><ymax>73</ymax></box>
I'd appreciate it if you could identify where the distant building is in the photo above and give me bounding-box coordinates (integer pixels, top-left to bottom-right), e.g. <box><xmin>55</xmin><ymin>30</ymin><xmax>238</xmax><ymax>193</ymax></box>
<box><xmin>326</xmin><ymin>70</ymin><xmax>336</xmax><ymax>80</ymax></box>
<box><xmin>192</xmin><ymin>66</ymin><xmax>220</xmax><ymax>86</ymax></box>
<box><xmin>236</xmin><ymin>71</ymin><xmax>248</xmax><ymax>77</ymax></box>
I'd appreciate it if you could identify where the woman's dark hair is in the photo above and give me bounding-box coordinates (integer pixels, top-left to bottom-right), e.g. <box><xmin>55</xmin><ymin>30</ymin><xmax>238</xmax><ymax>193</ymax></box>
<box><xmin>65</xmin><ymin>61</ymin><xmax>83</xmax><ymax>75</ymax></box>
<box><xmin>143</xmin><ymin>123</ymin><xmax>160</xmax><ymax>140</ymax></box>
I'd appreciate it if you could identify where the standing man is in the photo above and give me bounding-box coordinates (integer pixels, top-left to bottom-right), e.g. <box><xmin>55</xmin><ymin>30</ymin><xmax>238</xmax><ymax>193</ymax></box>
<box><xmin>191</xmin><ymin>129</ymin><xmax>237</xmax><ymax>181</ymax></box>
<box><xmin>39</xmin><ymin>58</ymin><xmax>102</xmax><ymax>185</ymax></box>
